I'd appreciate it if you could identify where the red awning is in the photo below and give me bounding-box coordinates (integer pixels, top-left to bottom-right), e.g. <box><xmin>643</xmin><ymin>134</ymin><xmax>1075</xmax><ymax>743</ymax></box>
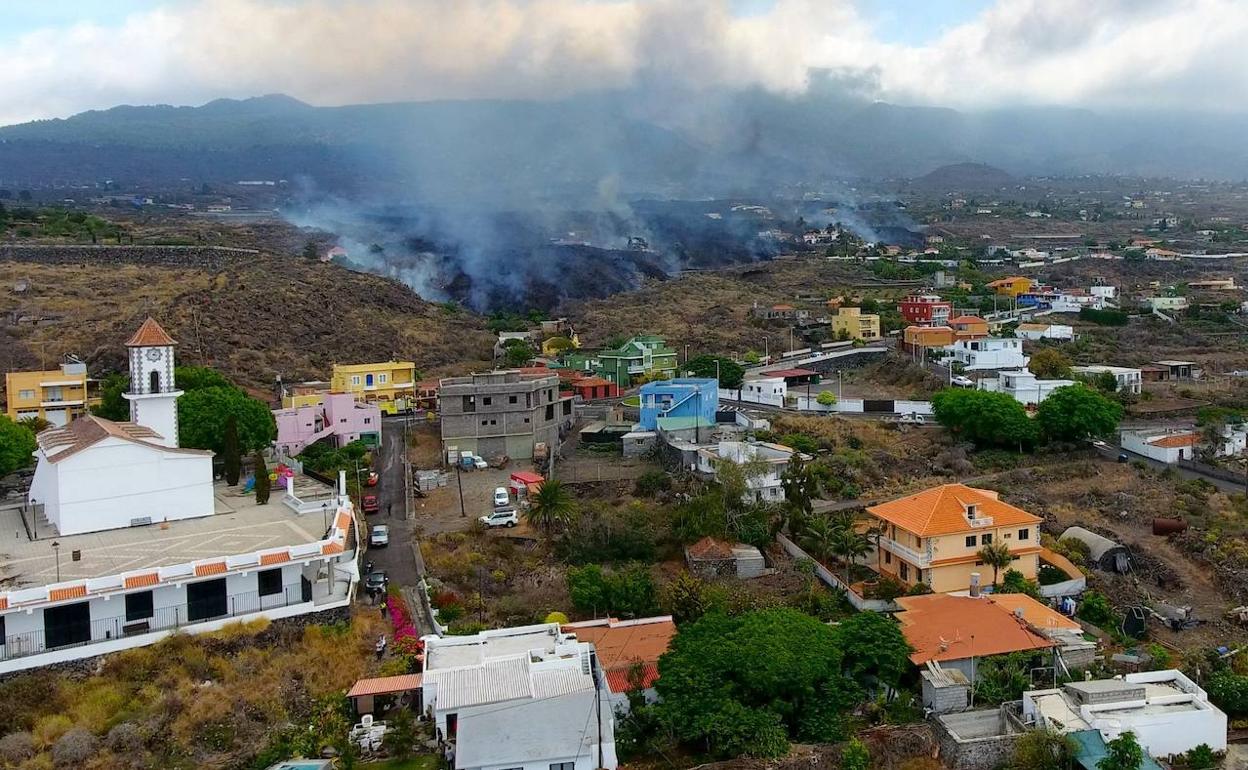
<box><xmin>346</xmin><ymin>674</ymin><xmax>423</xmax><ymax>698</ymax></box>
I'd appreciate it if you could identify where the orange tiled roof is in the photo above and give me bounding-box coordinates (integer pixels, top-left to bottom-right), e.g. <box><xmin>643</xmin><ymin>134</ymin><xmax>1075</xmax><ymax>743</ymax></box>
<box><xmin>1149</xmin><ymin>433</ymin><xmax>1198</xmax><ymax>448</ymax></box>
<box><xmin>36</xmin><ymin>415</ymin><xmax>211</xmax><ymax>463</ymax></box>
<box><xmin>686</xmin><ymin>536</ymin><xmax>734</xmax><ymax>560</ymax></box>
<box><xmin>260</xmin><ymin>551</ymin><xmax>291</xmax><ymax>566</ymax></box>
<box><xmin>894</xmin><ymin>593</ymin><xmax>1056</xmax><ymax>664</ymax></box>
<box><xmin>49</xmin><ymin>584</ymin><xmax>87</xmax><ymax>602</ymax></box>
<box><xmin>0</xmin><ymin>596</ymin><xmax>8</xmax><ymax>610</ymax></box>
<box><xmin>564</xmin><ymin>617</ymin><xmax>676</xmax><ymax>671</ymax></box>
<box><xmin>125</xmin><ymin>317</ymin><xmax>177</xmax><ymax>347</ymax></box>
<box><xmin>987</xmin><ymin>594</ymin><xmax>1082</xmax><ymax>632</ymax></box>
<box><xmin>948</xmin><ymin>315</ymin><xmax>987</xmax><ymax>324</ymax></box>
<box><xmin>605</xmin><ymin>662</ymin><xmax>660</xmax><ymax>693</ymax></box>
<box><xmin>322</xmin><ymin>542</ymin><xmax>345</xmax><ymax>555</ymax></box>
<box><xmin>867</xmin><ymin>484</ymin><xmax>1041</xmax><ymax>537</ymax></box>
<box><xmin>195</xmin><ymin>561</ymin><xmax>227</xmax><ymax>577</ymax></box>
<box><xmin>124</xmin><ymin>573</ymin><xmax>160</xmax><ymax>589</ymax></box>
<box><xmin>347</xmin><ymin>674</ymin><xmax>424</xmax><ymax>698</ymax></box>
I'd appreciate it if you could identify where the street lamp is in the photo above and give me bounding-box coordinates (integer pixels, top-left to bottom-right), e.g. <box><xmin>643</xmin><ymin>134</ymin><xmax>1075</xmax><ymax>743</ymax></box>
<box><xmin>321</xmin><ymin>502</ymin><xmax>328</xmax><ymax>534</ymax></box>
<box><xmin>52</xmin><ymin>540</ymin><xmax>61</xmax><ymax>583</ymax></box>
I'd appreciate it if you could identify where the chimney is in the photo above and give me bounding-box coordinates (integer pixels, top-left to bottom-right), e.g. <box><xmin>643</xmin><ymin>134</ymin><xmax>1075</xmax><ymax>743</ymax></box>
<box><xmin>969</xmin><ymin>572</ymin><xmax>981</xmax><ymax>597</ymax></box>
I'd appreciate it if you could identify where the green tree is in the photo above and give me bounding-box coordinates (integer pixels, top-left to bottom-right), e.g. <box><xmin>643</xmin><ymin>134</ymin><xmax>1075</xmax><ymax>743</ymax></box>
<box><xmin>254</xmin><ymin>452</ymin><xmax>271</xmax><ymax>504</ymax></box>
<box><xmin>1029</xmin><ymin>348</ymin><xmax>1072</xmax><ymax>379</ymax></box>
<box><xmin>544</xmin><ymin>335</ymin><xmax>575</xmax><ymax>353</ymax></box>
<box><xmin>1098</xmin><ymin>731</ymin><xmax>1143</xmax><ymax>770</ymax></box>
<box><xmin>932</xmin><ymin>388</ymin><xmax>1037</xmax><ymax>449</ymax></box>
<box><xmin>0</xmin><ymin>416</ymin><xmax>37</xmax><ymax>477</ymax></box>
<box><xmin>1009</xmin><ymin>728</ymin><xmax>1077</xmax><ymax>770</ymax></box>
<box><xmin>222</xmin><ymin>414</ymin><xmax>241</xmax><ymax>486</ymax></box>
<box><xmin>778</xmin><ymin>454</ymin><xmax>820</xmax><ymax>535</ymax></box>
<box><xmin>816</xmin><ymin>390</ymin><xmax>837</xmax><ymax>406</ymax></box>
<box><xmin>655</xmin><ymin>608</ymin><xmax>860</xmax><ymax>758</ymax></box>
<box><xmin>977</xmin><ymin>540</ymin><xmax>1013</xmax><ymax>587</ymax></box>
<box><xmin>91</xmin><ymin>372</ymin><xmax>130</xmax><ymax>421</ymax></box>
<box><xmin>830</xmin><ymin>512</ymin><xmax>872</xmax><ymax>586</ymax></box>
<box><xmin>567</xmin><ymin>564</ymin><xmax>658</xmax><ymax>619</ymax></box>
<box><xmin>177</xmin><ymin>386</ymin><xmax>275</xmax><ymax>454</ymax></box>
<box><xmin>686</xmin><ymin>355</ymin><xmax>745</xmax><ymax>389</ymax></box>
<box><xmin>502</xmin><ymin>338</ymin><xmax>534</xmax><ymax>367</ymax></box>
<box><xmin>841</xmin><ymin>739</ymin><xmax>870</xmax><ymax>770</ymax></box>
<box><xmin>830</xmin><ymin>611</ymin><xmax>912</xmax><ymax>692</ymax></box>
<box><xmin>174</xmin><ymin>366</ymin><xmax>231</xmax><ymax>392</ymax></box>
<box><xmin>526</xmin><ymin>479</ymin><xmax>576</xmax><ymax>534</ymax></box>
<box><xmin>661</xmin><ymin>571</ymin><xmax>708</xmax><ymax>624</ymax></box>
<box><xmin>17</xmin><ymin>415</ymin><xmax>51</xmax><ymax>434</ymax></box>
<box><xmin>382</xmin><ymin>708</ymin><xmax>418</xmax><ymax>760</ymax></box>
<box><xmin>998</xmin><ymin>568</ymin><xmax>1042</xmax><ymax>598</ymax></box>
<box><xmin>1035</xmin><ymin>385</ymin><xmax>1123</xmax><ymax>443</ymax></box>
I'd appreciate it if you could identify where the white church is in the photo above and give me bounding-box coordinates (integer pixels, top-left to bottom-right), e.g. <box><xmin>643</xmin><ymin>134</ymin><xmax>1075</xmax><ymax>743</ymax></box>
<box><xmin>27</xmin><ymin>318</ymin><xmax>216</xmax><ymax>536</ymax></box>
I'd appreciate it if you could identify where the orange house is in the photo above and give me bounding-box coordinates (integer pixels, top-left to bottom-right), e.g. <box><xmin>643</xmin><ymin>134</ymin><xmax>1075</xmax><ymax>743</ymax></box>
<box><xmin>902</xmin><ymin>325</ymin><xmax>954</xmax><ymax>355</ymax></box>
<box><xmin>986</xmin><ymin>277</ymin><xmax>1034</xmax><ymax>297</ymax></box>
<box><xmin>949</xmin><ymin>315</ymin><xmax>990</xmax><ymax>339</ymax></box>
<box><xmin>866</xmin><ymin>484</ymin><xmax>1043</xmax><ymax>593</ymax></box>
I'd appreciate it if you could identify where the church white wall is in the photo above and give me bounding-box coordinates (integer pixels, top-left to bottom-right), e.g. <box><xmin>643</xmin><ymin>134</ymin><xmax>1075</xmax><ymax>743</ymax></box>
<box><xmin>130</xmin><ymin>395</ymin><xmax>181</xmax><ymax>449</ymax></box>
<box><xmin>50</xmin><ymin>438</ymin><xmax>214</xmax><ymax>536</ymax></box>
<box><xmin>27</xmin><ymin>455</ymin><xmax>59</xmax><ymax>520</ymax></box>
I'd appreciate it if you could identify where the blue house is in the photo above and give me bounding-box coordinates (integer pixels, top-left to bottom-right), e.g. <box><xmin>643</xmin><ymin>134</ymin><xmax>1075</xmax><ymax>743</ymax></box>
<box><xmin>638</xmin><ymin>378</ymin><xmax>719</xmax><ymax>433</ymax></box>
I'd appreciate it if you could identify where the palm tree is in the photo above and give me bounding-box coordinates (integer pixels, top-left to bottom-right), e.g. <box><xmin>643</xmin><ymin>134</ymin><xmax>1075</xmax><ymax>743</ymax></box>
<box><xmin>525</xmin><ymin>479</ymin><xmax>576</xmax><ymax>535</ymax></box>
<box><xmin>977</xmin><ymin>540</ymin><xmax>1013</xmax><ymax>587</ymax></box>
<box><xmin>831</xmin><ymin>512</ymin><xmax>872</xmax><ymax>586</ymax></box>
<box><xmin>800</xmin><ymin>514</ymin><xmax>838</xmax><ymax>569</ymax></box>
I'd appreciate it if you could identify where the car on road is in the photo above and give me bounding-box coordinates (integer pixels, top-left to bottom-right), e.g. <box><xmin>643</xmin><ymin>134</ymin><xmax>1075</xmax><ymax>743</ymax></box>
<box><xmin>479</xmin><ymin>509</ymin><xmax>519</xmax><ymax>528</ymax></box>
<box><xmin>370</xmin><ymin>524</ymin><xmax>390</xmax><ymax>547</ymax></box>
<box><xmin>364</xmin><ymin>570</ymin><xmax>388</xmax><ymax>593</ymax></box>
<box><xmin>362</xmin><ymin>494</ymin><xmax>380</xmax><ymax>514</ymax></box>
<box><xmin>493</xmin><ymin>486</ymin><xmax>510</xmax><ymax>508</ymax></box>
<box><xmin>365</xmin><ymin>471</ymin><xmax>379</xmax><ymax>486</ymax></box>
<box><xmin>951</xmin><ymin>375</ymin><xmax>974</xmax><ymax>387</ymax></box>
<box><xmin>898</xmin><ymin>412</ymin><xmax>926</xmax><ymax>425</ymax></box>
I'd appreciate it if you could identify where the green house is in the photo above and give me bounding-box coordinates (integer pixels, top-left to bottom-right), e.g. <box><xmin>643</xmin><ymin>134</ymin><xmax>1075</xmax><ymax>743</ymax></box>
<box><xmin>595</xmin><ymin>335</ymin><xmax>679</xmax><ymax>387</ymax></box>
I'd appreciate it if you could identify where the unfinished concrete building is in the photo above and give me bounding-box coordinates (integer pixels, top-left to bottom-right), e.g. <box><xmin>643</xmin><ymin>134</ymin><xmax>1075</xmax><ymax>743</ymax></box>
<box><xmin>440</xmin><ymin>370</ymin><xmax>573</xmax><ymax>460</ymax></box>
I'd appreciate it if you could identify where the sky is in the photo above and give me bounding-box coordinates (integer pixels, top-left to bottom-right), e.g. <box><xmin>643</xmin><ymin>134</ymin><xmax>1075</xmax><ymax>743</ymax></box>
<box><xmin>0</xmin><ymin>0</ymin><xmax>1244</xmax><ymax>126</ymax></box>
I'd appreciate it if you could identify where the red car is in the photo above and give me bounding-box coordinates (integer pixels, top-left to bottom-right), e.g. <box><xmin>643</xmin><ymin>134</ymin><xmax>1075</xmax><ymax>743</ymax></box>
<box><xmin>365</xmin><ymin>471</ymin><xmax>379</xmax><ymax>486</ymax></box>
<box><xmin>362</xmin><ymin>494</ymin><xmax>380</xmax><ymax>514</ymax></box>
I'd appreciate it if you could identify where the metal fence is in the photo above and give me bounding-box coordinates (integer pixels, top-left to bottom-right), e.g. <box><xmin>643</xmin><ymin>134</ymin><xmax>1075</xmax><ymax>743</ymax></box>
<box><xmin>0</xmin><ymin>585</ymin><xmax>306</xmax><ymax>662</ymax></box>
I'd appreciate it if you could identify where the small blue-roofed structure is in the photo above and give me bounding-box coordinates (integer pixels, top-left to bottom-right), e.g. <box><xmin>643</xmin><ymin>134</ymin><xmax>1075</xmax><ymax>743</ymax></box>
<box><xmin>638</xmin><ymin>378</ymin><xmax>718</xmax><ymax>433</ymax></box>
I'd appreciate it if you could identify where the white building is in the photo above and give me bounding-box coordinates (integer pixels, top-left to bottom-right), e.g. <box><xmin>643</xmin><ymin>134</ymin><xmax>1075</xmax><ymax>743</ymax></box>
<box><xmin>1090</xmin><ymin>285</ymin><xmax>1118</xmax><ymax>300</ymax></box>
<box><xmin>946</xmin><ymin>338</ymin><xmax>1029</xmax><ymax>371</ymax></box>
<box><xmin>2</xmin><ymin>319</ymin><xmax>359</xmax><ymax>674</ymax></box>
<box><xmin>1144</xmin><ymin>296</ymin><xmax>1189</xmax><ymax>311</ymax></box>
<box><xmin>1121</xmin><ymin>430</ymin><xmax>1198</xmax><ymax>463</ymax></box>
<box><xmin>421</xmin><ymin>624</ymin><xmax>618</xmax><ymax>770</ymax></box>
<box><xmin>1049</xmin><ymin>293</ymin><xmax>1104</xmax><ymax>313</ymax></box>
<box><xmin>1071</xmin><ymin>365</ymin><xmax>1143</xmax><ymax>395</ymax></box>
<box><xmin>1015</xmin><ymin>323</ymin><xmax>1075</xmax><ymax>341</ymax></box>
<box><xmin>978</xmin><ymin>370</ymin><xmax>1074</xmax><ymax>406</ymax></box>
<box><xmin>27</xmin><ymin>318</ymin><xmax>215</xmax><ymax>536</ymax></box>
<box><xmin>1023</xmin><ymin>670</ymin><xmax>1227</xmax><ymax>757</ymax></box>
<box><xmin>735</xmin><ymin>376</ymin><xmax>787</xmax><ymax>407</ymax></box>
<box><xmin>694</xmin><ymin>440</ymin><xmax>801</xmax><ymax>503</ymax></box>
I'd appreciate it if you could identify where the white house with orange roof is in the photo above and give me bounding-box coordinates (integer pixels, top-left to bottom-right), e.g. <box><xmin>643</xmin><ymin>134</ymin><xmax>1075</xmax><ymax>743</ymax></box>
<box><xmin>866</xmin><ymin>484</ymin><xmax>1043</xmax><ymax>593</ymax></box>
<box><xmin>2</xmin><ymin>319</ymin><xmax>359</xmax><ymax>674</ymax></box>
<box><xmin>1121</xmin><ymin>429</ymin><xmax>1200</xmax><ymax>463</ymax></box>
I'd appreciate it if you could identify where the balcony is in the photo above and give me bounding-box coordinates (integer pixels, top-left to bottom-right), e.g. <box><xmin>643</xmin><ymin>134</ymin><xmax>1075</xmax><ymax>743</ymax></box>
<box><xmin>878</xmin><ymin>536</ymin><xmax>931</xmax><ymax>568</ymax></box>
<box><xmin>40</xmin><ymin>399</ymin><xmax>84</xmax><ymax>408</ymax></box>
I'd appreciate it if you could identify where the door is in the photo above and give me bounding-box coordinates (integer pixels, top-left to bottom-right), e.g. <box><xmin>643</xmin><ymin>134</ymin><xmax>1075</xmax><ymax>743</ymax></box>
<box><xmin>186</xmin><ymin>578</ymin><xmax>228</xmax><ymax>622</ymax></box>
<box><xmin>366</xmin><ymin>374</ymin><xmax>375</xmax><ymax>387</ymax></box>
<box><xmin>301</xmin><ymin>576</ymin><xmax>312</xmax><ymax>603</ymax></box>
<box><xmin>44</xmin><ymin>602</ymin><xmax>91</xmax><ymax>649</ymax></box>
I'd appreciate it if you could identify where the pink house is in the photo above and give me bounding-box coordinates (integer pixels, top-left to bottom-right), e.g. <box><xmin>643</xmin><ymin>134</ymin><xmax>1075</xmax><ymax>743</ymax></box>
<box><xmin>273</xmin><ymin>392</ymin><xmax>382</xmax><ymax>455</ymax></box>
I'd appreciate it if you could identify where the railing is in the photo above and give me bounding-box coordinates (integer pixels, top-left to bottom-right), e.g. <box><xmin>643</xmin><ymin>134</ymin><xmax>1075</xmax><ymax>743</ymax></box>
<box><xmin>0</xmin><ymin>585</ymin><xmax>308</xmax><ymax>662</ymax></box>
<box><xmin>877</xmin><ymin>536</ymin><xmax>931</xmax><ymax>568</ymax></box>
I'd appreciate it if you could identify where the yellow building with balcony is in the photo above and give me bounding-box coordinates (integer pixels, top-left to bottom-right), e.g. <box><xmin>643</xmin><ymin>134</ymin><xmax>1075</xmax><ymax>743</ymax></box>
<box><xmin>5</xmin><ymin>359</ymin><xmax>98</xmax><ymax>426</ymax></box>
<box><xmin>829</xmin><ymin>306</ymin><xmax>881</xmax><ymax>341</ymax></box>
<box><xmin>866</xmin><ymin>484</ymin><xmax>1042</xmax><ymax>593</ymax></box>
<box><xmin>330</xmin><ymin>361</ymin><xmax>417</xmax><ymax>415</ymax></box>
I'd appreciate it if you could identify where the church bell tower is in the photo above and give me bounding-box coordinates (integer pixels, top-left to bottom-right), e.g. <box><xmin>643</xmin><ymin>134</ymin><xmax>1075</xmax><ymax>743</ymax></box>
<box><xmin>122</xmin><ymin>317</ymin><xmax>183</xmax><ymax>448</ymax></box>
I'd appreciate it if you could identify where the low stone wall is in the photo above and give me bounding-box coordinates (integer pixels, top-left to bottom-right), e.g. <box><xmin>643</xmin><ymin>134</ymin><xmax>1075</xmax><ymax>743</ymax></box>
<box><xmin>0</xmin><ymin>244</ymin><xmax>258</xmax><ymax>270</ymax></box>
<box><xmin>934</xmin><ymin>708</ymin><xmax>1024</xmax><ymax>770</ymax></box>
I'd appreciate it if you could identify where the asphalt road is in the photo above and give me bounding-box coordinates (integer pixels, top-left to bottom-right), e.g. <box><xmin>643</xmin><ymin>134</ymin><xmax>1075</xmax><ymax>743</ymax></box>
<box><xmin>1092</xmin><ymin>441</ymin><xmax>1247</xmax><ymax>495</ymax></box>
<box><xmin>362</xmin><ymin>416</ymin><xmax>421</xmax><ymax>590</ymax></box>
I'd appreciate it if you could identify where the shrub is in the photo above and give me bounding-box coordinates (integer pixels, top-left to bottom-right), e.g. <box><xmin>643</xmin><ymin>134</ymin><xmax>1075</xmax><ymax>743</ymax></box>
<box><xmin>544</xmin><ymin>611</ymin><xmax>569</xmax><ymax>624</ymax></box>
<box><xmin>1077</xmin><ymin>591</ymin><xmax>1115</xmax><ymax>627</ymax></box>
<box><xmin>906</xmin><ymin>582</ymin><xmax>933</xmax><ymax>596</ymax></box>
<box><xmin>870</xmin><ymin>576</ymin><xmax>906</xmax><ymax>602</ymax></box>
<box><xmin>0</xmin><ymin>732</ymin><xmax>35</xmax><ymax>765</ymax></box>
<box><xmin>633</xmin><ymin>470</ymin><xmax>671</xmax><ymax>497</ymax></box>
<box><xmin>1184</xmin><ymin>743</ymin><xmax>1219</xmax><ymax>770</ymax></box>
<box><xmin>104</xmin><ymin>723</ymin><xmax>143</xmax><ymax>755</ymax></box>
<box><xmin>32</xmin><ymin>715</ymin><xmax>74</xmax><ymax>748</ymax></box>
<box><xmin>51</xmin><ymin>727</ymin><xmax>99</xmax><ymax>767</ymax></box>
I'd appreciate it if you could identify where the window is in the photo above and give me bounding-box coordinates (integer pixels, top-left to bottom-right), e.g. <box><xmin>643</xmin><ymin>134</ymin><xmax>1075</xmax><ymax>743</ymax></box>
<box><xmin>379</xmin><ymin>374</ymin><xmax>388</xmax><ymax>384</ymax></box>
<box><xmin>125</xmin><ymin>590</ymin><xmax>154</xmax><ymax>621</ymax></box>
<box><xmin>899</xmin><ymin>563</ymin><xmax>909</xmax><ymax>581</ymax></box>
<box><xmin>545</xmin><ymin>405</ymin><xmax>554</xmax><ymax>420</ymax></box>
<box><xmin>0</xmin><ymin>614</ymin><xmax>4</xmax><ymax>642</ymax></box>
<box><xmin>258</xmin><ymin>568</ymin><xmax>283</xmax><ymax>597</ymax></box>
<box><xmin>981</xmin><ymin>533</ymin><xmax>993</xmax><ymax>545</ymax></box>
<box><xmin>965</xmin><ymin>535</ymin><xmax>977</xmax><ymax>548</ymax></box>
<box><xmin>149</xmin><ymin>370</ymin><xmax>160</xmax><ymax>394</ymax></box>
<box><xmin>523</xmin><ymin>417</ymin><xmax>530</xmax><ymax>424</ymax></box>
<box><xmin>551</xmin><ymin>763</ymin><xmax>576</xmax><ymax>770</ymax></box>
<box><xmin>509</xmin><ymin>395</ymin><xmax>518</xmax><ymax>404</ymax></box>
<box><xmin>17</xmin><ymin>389</ymin><xmax>34</xmax><ymax>400</ymax></box>
<box><xmin>462</xmin><ymin>395</ymin><xmax>475</xmax><ymax>413</ymax></box>
<box><xmin>351</xmin><ymin>375</ymin><xmax>361</xmax><ymax>386</ymax></box>
<box><xmin>562</xmin><ymin>400</ymin><xmax>571</xmax><ymax>415</ymax></box>
<box><xmin>363</xmin><ymin>418</ymin><xmax>371</xmax><ymax>425</ymax></box>
<box><xmin>1018</xmin><ymin>528</ymin><xmax>1030</xmax><ymax>540</ymax></box>
<box><xmin>884</xmin><ymin>550</ymin><xmax>892</xmax><ymax>564</ymax></box>
<box><xmin>483</xmin><ymin>397</ymin><xmax>492</xmax><ymax>406</ymax></box>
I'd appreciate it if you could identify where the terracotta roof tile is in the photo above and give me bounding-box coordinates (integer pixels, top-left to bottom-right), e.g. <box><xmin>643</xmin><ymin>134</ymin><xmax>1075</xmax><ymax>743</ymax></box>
<box><xmin>36</xmin><ymin>415</ymin><xmax>210</xmax><ymax>463</ymax></box>
<box><xmin>894</xmin><ymin>593</ymin><xmax>1056</xmax><ymax>664</ymax></box>
<box><xmin>563</xmin><ymin>617</ymin><xmax>676</xmax><ymax>670</ymax></box>
<box><xmin>194</xmin><ymin>561</ymin><xmax>226</xmax><ymax>577</ymax></box>
<box><xmin>686</xmin><ymin>536</ymin><xmax>734</xmax><ymax>560</ymax></box>
<box><xmin>322</xmin><ymin>542</ymin><xmax>345</xmax><ymax>555</ymax></box>
<box><xmin>867</xmin><ymin>484</ymin><xmax>1041</xmax><ymax>538</ymax></box>
<box><xmin>124</xmin><ymin>573</ymin><xmax>160</xmax><ymax>589</ymax></box>
<box><xmin>125</xmin><ymin>317</ymin><xmax>177</xmax><ymax>347</ymax></box>
<box><xmin>260</xmin><ymin>551</ymin><xmax>291</xmax><ymax>566</ymax></box>
<box><xmin>0</xmin><ymin>596</ymin><xmax>8</xmax><ymax>610</ymax></box>
<box><xmin>347</xmin><ymin>674</ymin><xmax>423</xmax><ymax>698</ymax></box>
<box><xmin>605</xmin><ymin>662</ymin><xmax>660</xmax><ymax>693</ymax></box>
<box><xmin>49</xmin><ymin>584</ymin><xmax>87</xmax><ymax>602</ymax></box>
<box><xmin>1149</xmin><ymin>433</ymin><xmax>1198</xmax><ymax>448</ymax></box>
<box><xmin>948</xmin><ymin>315</ymin><xmax>987</xmax><ymax>324</ymax></box>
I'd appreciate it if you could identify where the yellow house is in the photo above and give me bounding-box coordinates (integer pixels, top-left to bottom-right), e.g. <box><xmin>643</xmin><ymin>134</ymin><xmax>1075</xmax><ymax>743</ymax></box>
<box><xmin>867</xmin><ymin>484</ymin><xmax>1042</xmax><ymax>593</ymax></box>
<box><xmin>986</xmin><ymin>276</ymin><xmax>1034</xmax><ymax>297</ymax></box>
<box><xmin>5</xmin><ymin>359</ymin><xmax>98</xmax><ymax>427</ymax></box>
<box><xmin>280</xmin><ymin>381</ymin><xmax>331</xmax><ymax>409</ymax></box>
<box><xmin>829</xmin><ymin>306</ymin><xmax>881</xmax><ymax>341</ymax></box>
<box><xmin>541</xmin><ymin>331</ymin><xmax>580</xmax><ymax>358</ymax></box>
<box><xmin>330</xmin><ymin>361</ymin><xmax>417</xmax><ymax>415</ymax></box>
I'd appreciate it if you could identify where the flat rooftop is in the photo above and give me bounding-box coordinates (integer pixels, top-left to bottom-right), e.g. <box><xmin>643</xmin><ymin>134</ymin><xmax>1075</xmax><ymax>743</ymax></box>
<box><xmin>0</xmin><ymin>480</ymin><xmax>330</xmax><ymax>588</ymax></box>
<box><xmin>424</xmin><ymin>625</ymin><xmax>561</xmax><ymax>671</ymax></box>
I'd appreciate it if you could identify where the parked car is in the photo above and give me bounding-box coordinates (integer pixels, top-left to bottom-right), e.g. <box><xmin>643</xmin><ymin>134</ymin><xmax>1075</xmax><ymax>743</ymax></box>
<box><xmin>370</xmin><ymin>524</ymin><xmax>390</xmax><ymax>547</ymax></box>
<box><xmin>951</xmin><ymin>375</ymin><xmax>974</xmax><ymax>387</ymax></box>
<box><xmin>898</xmin><ymin>413</ymin><xmax>926</xmax><ymax>425</ymax></box>
<box><xmin>479</xmin><ymin>509</ymin><xmax>519</xmax><ymax>528</ymax></box>
<box><xmin>362</xmin><ymin>494</ymin><xmax>380</xmax><ymax>514</ymax></box>
<box><xmin>365</xmin><ymin>471</ymin><xmax>379</xmax><ymax>486</ymax></box>
<box><xmin>493</xmin><ymin>486</ymin><xmax>510</xmax><ymax>508</ymax></box>
<box><xmin>472</xmin><ymin>455</ymin><xmax>489</xmax><ymax>470</ymax></box>
<box><xmin>364</xmin><ymin>570</ymin><xmax>388</xmax><ymax>593</ymax></box>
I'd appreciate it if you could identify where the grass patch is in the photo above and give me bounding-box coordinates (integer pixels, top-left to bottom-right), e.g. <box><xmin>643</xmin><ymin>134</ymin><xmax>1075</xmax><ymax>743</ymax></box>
<box><xmin>362</xmin><ymin>756</ymin><xmax>441</xmax><ymax>770</ymax></box>
<box><xmin>621</xmin><ymin>395</ymin><xmax>641</xmax><ymax>407</ymax></box>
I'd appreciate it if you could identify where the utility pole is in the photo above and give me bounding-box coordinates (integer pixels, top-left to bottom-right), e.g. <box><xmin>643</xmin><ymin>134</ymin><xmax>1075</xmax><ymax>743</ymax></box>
<box><xmin>456</xmin><ymin>464</ymin><xmax>466</xmax><ymax>517</ymax></box>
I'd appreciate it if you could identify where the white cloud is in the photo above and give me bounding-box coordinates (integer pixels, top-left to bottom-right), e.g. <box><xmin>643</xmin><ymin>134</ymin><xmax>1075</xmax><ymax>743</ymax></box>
<box><xmin>0</xmin><ymin>0</ymin><xmax>1246</xmax><ymax>126</ymax></box>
